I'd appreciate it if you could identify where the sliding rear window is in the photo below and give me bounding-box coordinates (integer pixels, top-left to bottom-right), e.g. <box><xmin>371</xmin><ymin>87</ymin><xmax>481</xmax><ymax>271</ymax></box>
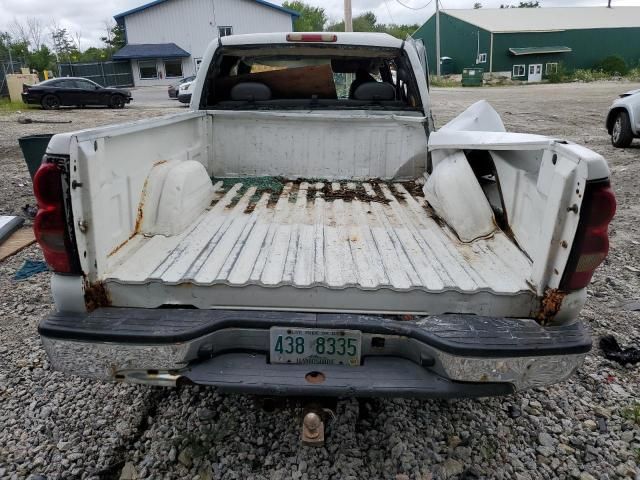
<box><xmin>201</xmin><ymin>44</ymin><xmax>423</xmax><ymax>112</ymax></box>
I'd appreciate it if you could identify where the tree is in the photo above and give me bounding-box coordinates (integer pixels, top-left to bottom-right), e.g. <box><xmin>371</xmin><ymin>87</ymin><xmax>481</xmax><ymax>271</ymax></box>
<box><xmin>325</xmin><ymin>11</ymin><xmax>418</xmax><ymax>39</ymax></box>
<box><xmin>0</xmin><ymin>31</ymin><xmax>29</xmax><ymax>61</ymax></box>
<box><xmin>28</xmin><ymin>45</ymin><xmax>56</xmax><ymax>72</ymax></box>
<box><xmin>100</xmin><ymin>21</ymin><xmax>126</xmax><ymax>53</ymax></box>
<box><xmin>51</xmin><ymin>27</ymin><xmax>78</xmax><ymax>62</ymax></box>
<box><xmin>326</xmin><ymin>11</ymin><xmax>377</xmax><ymax>32</ymax></box>
<box><xmin>79</xmin><ymin>47</ymin><xmax>109</xmax><ymax>62</ymax></box>
<box><xmin>282</xmin><ymin>1</ymin><xmax>327</xmax><ymax>31</ymax></box>
<box><xmin>9</xmin><ymin>17</ymin><xmax>44</xmax><ymax>50</ymax></box>
<box><xmin>474</xmin><ymin>2</ymin><xmax>483</xmax><ymax>8</ymax></box>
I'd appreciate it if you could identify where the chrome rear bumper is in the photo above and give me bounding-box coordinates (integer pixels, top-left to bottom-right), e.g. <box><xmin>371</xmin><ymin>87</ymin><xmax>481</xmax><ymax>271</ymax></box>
<box><xmin>40</xmin><ymin>308</ymin><xmax>590</xmax><ymax>397</ymax></box>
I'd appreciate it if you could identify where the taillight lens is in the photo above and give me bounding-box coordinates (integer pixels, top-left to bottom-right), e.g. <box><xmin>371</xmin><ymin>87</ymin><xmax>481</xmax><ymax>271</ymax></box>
<box><xmin>33</xmin><ymin>161</ymin><xmax>76</xmax><ymax>273</ymax></box>
<box><xmin>286</xmin><ymin>33</ymin><xmax>337</xmax><ymax>42</ymax></box>
<box><xmin>560</xmin><ymin>180</ymin><xmax>616</xmax><ymax>291</ymax></box>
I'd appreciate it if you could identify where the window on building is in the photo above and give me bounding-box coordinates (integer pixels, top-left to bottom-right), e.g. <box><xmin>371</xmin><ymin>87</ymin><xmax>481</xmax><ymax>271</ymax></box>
<box><xmin>218</xmin><ymin>26</ymin><xmax>233</xmax><ymax>37</ymax></box>
<box><xmin>164</xmin><ymin>59</ymin><xmax>183</xmax><ymax>78</ymax></box>
<box><xmin>546</xmin><ymin>63</ymin><xmax>558</xmax><ymax>75</ymax></box>
<box><xmin>512</xmin><ymin>64</ymin><xmax>525</xmax><ymax>77</ymax></box>
<box><xmin>139</xmin><ymin>60</ymin><xmax>158</xmax><ymax>79</ymax></box>
<box><xmin>477</xmin><ymin>53</ymin><xmax>487</xmax><ymax>64</ymax></box>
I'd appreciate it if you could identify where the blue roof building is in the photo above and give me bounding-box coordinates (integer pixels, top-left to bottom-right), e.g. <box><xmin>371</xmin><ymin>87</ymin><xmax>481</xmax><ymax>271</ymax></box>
<box><xmin>113</xmin><ymin>0</ymin><xmax>299</xmax><ymax>86</ymax></box>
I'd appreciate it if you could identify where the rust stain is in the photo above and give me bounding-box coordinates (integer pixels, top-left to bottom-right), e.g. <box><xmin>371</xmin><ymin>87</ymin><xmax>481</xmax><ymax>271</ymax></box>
<box><xmin>134</xmin><ymin>175</ymin><xmax>151</xmax><ymax>235</ymax></box>
<box><xmin>399</xmin><ymin>180</ymin><xmax>425</xmax><ymax>198</ymax></box>
<box><xmin>108</xmin><ymin>234</ymin><xmax>134</xmax><ymax>257</ymax></box>
<box><xmin>85</xmin><ymin>281</ymin><xmax>111</xmax><ymax>312</ymax></box>
<box><xmin>536</xmin><ymin>288</ymin><xmax>567</xmax><ymax>325</ymax></box>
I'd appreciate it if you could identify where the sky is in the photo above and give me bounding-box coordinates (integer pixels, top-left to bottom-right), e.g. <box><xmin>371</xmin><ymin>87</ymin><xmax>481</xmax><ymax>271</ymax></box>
<box><xmin>1</xmin><ymin>0</ymin><xmax>640</xmax><ymax>49</ymax></box>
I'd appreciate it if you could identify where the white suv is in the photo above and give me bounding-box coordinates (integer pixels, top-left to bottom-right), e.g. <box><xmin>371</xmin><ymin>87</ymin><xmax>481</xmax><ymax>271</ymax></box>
<box><xmin>606</xmin><ymin>89</ymin><xmax>640</xmax><ymax>148</ymax></box>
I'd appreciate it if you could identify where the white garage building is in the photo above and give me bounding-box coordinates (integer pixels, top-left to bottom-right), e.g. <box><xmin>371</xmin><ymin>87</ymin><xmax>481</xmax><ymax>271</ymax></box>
<box><xmin>113</xmin><ymin>0</ymin><xmax>299</xmax><ymax>86</ymax></box>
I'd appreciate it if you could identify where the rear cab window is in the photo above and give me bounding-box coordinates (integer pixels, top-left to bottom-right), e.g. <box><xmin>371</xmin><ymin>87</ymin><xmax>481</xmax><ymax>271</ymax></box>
<box><xmin>200</xmin><ymin>44</ymin><xmax>423</xmax><ymax>113</ymax></box>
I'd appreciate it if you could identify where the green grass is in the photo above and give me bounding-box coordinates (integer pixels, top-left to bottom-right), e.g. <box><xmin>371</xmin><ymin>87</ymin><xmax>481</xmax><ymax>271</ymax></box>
<box><xmin>0</xmin><ymin>98</ymin><xmax>36</xmax><ymax>113</ymax></box>
<box><xmin>621</xmin><ymin>402</ymin><xmax>640</xmax><ymax>425</ymax></box>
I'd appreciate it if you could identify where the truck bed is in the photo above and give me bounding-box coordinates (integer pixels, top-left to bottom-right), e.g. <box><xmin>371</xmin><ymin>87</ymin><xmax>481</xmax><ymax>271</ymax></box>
<box><xmin>104</xmin><ymin>178</ymin><xmax>535</xmax><ymax>315</ymax></box>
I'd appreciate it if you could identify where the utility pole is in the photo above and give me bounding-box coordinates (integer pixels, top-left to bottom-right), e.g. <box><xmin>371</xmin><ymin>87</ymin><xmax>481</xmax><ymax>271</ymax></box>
<box><xmin>607</xmin><ymin>0</ymin><xmax>612</xmax><ymax>7</ymax></box>
<box><xmin>435</xmin><ymin>0</ymin><xmax>441</xmax><ymax>76</ymax></box>
<box><xmin>344</xmin><ymin>0</ymin><xmax>353</xmax><ymax>32</ymax></box>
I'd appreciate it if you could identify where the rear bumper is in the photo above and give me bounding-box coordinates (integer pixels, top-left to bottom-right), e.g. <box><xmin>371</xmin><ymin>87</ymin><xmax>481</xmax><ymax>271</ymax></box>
<box><xmin>21</xmin><ymin>93</ymin><xmax>38</xmax><ymax>104</ymax></box>
<box><xmin>178</xmin><ymin>93</ymin><xmax>191</xmax><ymax>104</ymax></box>
<box><xmin>39</xmin><ymin>308</ymin><xmax>591</xmax><ymax>398</ymax></box>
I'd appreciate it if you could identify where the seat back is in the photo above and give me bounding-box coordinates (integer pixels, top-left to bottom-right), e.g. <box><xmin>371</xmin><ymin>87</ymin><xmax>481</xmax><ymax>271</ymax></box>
<box><xmin>230</xmin><ymin>82</ymin><xmax>272</xmax><ymax>101</ymax></box>
<box><xmin>353</xmin><ymin>82</ymin><xmax>395</xmax><ymax>101</ymax></box>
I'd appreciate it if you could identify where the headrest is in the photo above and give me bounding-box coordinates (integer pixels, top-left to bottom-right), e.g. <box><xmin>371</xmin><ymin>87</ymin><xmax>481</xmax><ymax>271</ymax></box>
<box><xmin>230</xmin><ymin>82</ymin><xmax>272</xmax><ymax>101</ymax></box>
<box><xmin>353</xmin><ymin>82</ymin><xmax>395</xmax><ymax>101</ymax></box>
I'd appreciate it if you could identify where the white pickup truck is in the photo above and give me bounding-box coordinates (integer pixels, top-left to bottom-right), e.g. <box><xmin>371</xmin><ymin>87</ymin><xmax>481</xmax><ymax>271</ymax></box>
<box><xmin>36</xmin><ymin>33</ymin><xmax>615</xmax><ymax>400</ymax></box>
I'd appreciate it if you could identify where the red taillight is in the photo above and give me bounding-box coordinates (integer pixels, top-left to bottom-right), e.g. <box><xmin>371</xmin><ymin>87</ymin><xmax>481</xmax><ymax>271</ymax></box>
<box><xmin>286</xmin><ymin>33</ymin><xmax>337</xmax><ymax>42</ymax></box>
<box><xmin>33</xmin><ymin>162</ymin><xmax>75</xmax><ymax>273</ymax></box>
<box><xmin>560</xmin><ymin>180</ymin><xmax>616</xmax><ymax>291</ymax></box>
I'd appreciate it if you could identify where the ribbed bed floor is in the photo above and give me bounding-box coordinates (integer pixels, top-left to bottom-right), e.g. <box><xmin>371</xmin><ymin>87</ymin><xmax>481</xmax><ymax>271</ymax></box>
<box><xmin>106</xmin><ymin>178</ymin><xmax>533</xmax><ymax>298</ymax></box>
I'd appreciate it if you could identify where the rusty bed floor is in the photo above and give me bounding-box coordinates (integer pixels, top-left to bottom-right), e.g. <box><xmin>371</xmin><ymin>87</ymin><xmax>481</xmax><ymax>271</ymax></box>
<box><xmin>104</xmin><ymin>178</ymin><xmax>533</xmax><ymax>301</ymax></box>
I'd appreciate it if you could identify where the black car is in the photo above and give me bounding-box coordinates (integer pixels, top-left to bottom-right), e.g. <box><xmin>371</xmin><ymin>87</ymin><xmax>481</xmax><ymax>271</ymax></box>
<box><xmin>22</xmin><ymin>77</ymin><xmax>132</xmax><ymax>110</ymax></box>
<box><xmin>168</xmin><ymin>75</ymin><xmax>195</xmax><ymax>99</ymax></box>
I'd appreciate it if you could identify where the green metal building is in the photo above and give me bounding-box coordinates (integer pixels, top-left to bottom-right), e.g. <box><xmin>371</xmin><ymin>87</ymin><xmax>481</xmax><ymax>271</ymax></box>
<box><xmin>413</xmin><ymin>7</ymin><xmax>640</xmax><ymax>81</ymax></box>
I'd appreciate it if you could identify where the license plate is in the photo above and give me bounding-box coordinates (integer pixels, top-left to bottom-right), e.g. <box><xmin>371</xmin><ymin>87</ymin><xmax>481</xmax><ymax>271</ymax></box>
<box><xmin>269</xmin><ymin>327</ymin><xmax>361</xmax><ymax>366</ymax></box>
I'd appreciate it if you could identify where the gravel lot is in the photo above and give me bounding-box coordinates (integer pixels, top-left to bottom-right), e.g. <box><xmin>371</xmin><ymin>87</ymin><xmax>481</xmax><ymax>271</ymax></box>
<box><xmin>0</xmin><ymin>83</ymin><xmax>639</xmax><ymax>480</ymax></box>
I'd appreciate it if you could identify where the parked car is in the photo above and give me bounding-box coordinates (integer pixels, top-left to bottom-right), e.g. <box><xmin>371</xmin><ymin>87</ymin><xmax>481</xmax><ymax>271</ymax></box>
<box><xmin>21</xmin><ymin>77</ymin><xmax>132</xmax><ymax>110</ymax></box>
<box><xmin>177</xmin><ymin>80</ymin><xmax>194</xmax><ymax>104</ymax></box>
<box><xmin>606</xmin><ymin>89</ymin><xmax>640</xmax><ymax>148</ymax></box>
<box><xmin>35</xmin><ymin>33</ymin><xmax>614</xmax><ymax>412</ymax></box>
<box><xmin>168</xmin><ymin>75</ymin><xmax>195</xmax><ymax>98</ymax></box>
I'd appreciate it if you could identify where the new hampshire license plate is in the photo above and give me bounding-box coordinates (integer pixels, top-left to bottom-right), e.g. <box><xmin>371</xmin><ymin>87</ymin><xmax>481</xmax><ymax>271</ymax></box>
<box><xmin>269</xmin><ymin>327</ymin><xmax>362</xmax><ymax>366</ymax></box>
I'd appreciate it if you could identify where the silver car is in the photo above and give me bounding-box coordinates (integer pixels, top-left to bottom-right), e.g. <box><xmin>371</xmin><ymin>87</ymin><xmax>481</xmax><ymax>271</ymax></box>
<box><xmin>606</xmin><ymin>89</ymin><xmax>640</xmax><ymax>148</ymax></box>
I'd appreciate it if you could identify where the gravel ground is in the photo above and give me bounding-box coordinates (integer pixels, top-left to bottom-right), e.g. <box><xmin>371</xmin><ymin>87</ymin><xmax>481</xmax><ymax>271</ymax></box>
<box><xmin>0</xmin><ymin>82</ymin><xmax>639</xmax><ymax>480</ymax></box>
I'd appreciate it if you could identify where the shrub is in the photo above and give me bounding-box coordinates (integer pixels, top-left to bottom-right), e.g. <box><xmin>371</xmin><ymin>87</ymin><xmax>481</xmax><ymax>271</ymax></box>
<box><xmin>627</xmin><ymin>67</ymin><xmax>640</xmax><ymax>82</ymax></box>
<box><xmin>596</xmin><ymin>55</ymin><xmax>628</xmax><ymax>76</ymax></box>
<box><xmin>547</xmin><ymin>63</ymin><xmax>569</xmax><ymax>83</ymax></box>
<box><xmin>571</xmin><ymin>69</ymin><xmax>610</xmax><ymax>82</ymax></box>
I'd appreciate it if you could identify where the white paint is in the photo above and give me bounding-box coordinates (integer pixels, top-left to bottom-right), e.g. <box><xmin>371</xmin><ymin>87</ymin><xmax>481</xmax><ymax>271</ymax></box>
<box><xmin>527</xmin><ymin>64</ymin><xmax>543</xmax><ymax>83</ymax></box>
<box><xmin>131</xmin><ymin>58</ymin><xmax>190</xmax><ymax>87</ymax></box>
<box><xmin>42</xmin><ymin>36</ymin><xmax>613</xmax><ymax>320</ymax></box>
<box><xmin>439</xmin><ymin>100</ymin><xmax>505</xmax><ymax>133</ymax></box>
<box><xmin>121</xmin><ymin>0</ymin><xmax>295</xmax><ymax>86</ymax></box>
<box><xmin>189</xmin><ymin>33</ymin><xmax>433</xmax><ymax>118</ymax></box>
<box><xmin>208</xmin><ymin>111</ymin><xmax>428</xmax><ymax>180</ymax></box>
<box><xmin>423</xmin><ymin>151</ymin><xmax>496</xmax><ymax>243</ymax></box>
<box><xmin>103</xmin><ymin>179</ymin><xmax>534</xmax><ymax>314</ymax></box>
<box><xmin>50</xmin><ymin>274</ymin><xmax>86</xmax><ymax>313</ymax></box>
<box><xmin>140</xmin><ymin>160</ymin><xmax>214</xmax><ymax>236</ymax></box>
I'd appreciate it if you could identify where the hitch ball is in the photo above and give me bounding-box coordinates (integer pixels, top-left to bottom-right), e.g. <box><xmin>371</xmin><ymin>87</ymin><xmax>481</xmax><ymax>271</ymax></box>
<box><xmin>301</xmin><ymin>412</ymin><xmax>324</xmax><ymax>446</ymax></box>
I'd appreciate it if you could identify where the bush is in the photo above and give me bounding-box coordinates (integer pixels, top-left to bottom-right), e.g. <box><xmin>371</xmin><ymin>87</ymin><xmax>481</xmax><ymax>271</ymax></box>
<box><xmin>596</xmin><ymin>55</ymin><xmax>628</xmax><ymax>76</ymax></box>
<box><xmin>627</xmin><ymin>67</ymin><xmax>640</xmax><ymax>82</ymax></box>
<box><xmin>547</xmin><ymin>63</ymin><xmax>569</xmax><ymax>83</ymax></box>
<box><xmin>571</xmin><ymin>69</ymin><xmax>610</xmax><ymax>83</ymax></box>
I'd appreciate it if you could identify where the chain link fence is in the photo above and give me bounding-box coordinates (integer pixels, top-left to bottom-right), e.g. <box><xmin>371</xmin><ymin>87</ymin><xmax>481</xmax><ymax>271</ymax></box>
<box><xmin>59</xmin><ymin>61</ymin><xmax>134</xmax><ymax>87</ymax></box>
<box><xmin>0</xmin><ymin>56</ymin><xmax>27</xmax><ymax>97</ymax></box>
